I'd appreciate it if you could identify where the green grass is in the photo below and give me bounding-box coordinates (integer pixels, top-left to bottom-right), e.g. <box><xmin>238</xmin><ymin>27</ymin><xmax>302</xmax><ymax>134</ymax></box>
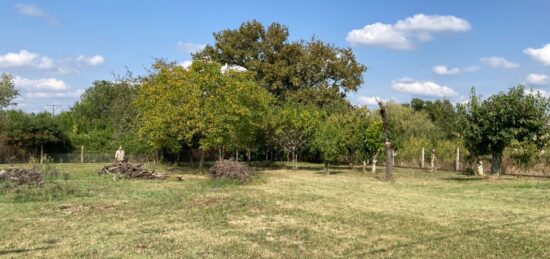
<box><xmin>1</xmin><ymin>162</ymin><xmax>549</xmax><ymax>258</ymax></box>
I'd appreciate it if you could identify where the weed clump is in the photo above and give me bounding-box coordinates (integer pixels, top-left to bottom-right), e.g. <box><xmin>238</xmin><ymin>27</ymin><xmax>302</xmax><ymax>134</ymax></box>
<box><xmin>209</xmin><ymin>159</ymin><xmax>255</xmax><ymax>183</ymax></box>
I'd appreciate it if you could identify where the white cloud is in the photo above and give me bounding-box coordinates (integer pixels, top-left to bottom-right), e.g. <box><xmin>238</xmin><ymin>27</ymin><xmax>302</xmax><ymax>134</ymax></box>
<box><xmin>524</xmin><ymin>44</ymin><xmax>550</xmax><ymax>66</ymax></box>
<box><xmin>25</xmin><ymin>90</ymin><xmax>83</xmax><ymax>98</ymax></box>
<box><xmin>13</xmin><ymin>76</ymin><xmax>67</xmax><ymax>91</ymax></box>
<box><xmin>76</xmin><ymin>55</ymin><xmax>105</xmax><ymax>66</ymax></box>
<box><xmin>526</xmin><ymin>73</ymin><xmax>550</xmax><ymax>85</ymax></box>
<box><xmin>346</xmin><ymin>23</ymin><xmax>412</xmax><ymax>50</ymax></box>
<box><xmin>394</xmin><ymin>14</ymin><xmax>471</xmax><ymax>32</ymax></box>
<box><xmin>391</xmin><ymin>77</ymin><xmax>458</xmax><ymax>97</ymax></box>
<box><xmin>346</xmin><ymin>14</ymin><xmax>470</xmax><ymax>50</ymax></box>
<box><xmin>479</xmin><ymin>56</ymin><xmax>519</xmax><ymax>69</ymax></box>
<box><xmin>0</xmin><ymin>50</ymin><xmax>105</xmax><ymax>73</ymax></box>
<box><xmin>433</xmin><ymin>65</ymin><xmax>461</xmax><ymax>75</ymax></box>
<box><xmin>177</xmin><ymin>42</ymin><xmax>206</xmax><ymax>54</ymax></box>
<box><xmin>15</xmin><ymin>4</ymin><xmax>57</xmax><ymax>25</ymax></box>
<box><xmin>357</xmin><ymin>96</ymin><xmax>383</xmax><ymax>106</ymax></box>
<box><xmin>0</xmin><ymin>50</ymin><xmax>54</xmax><ymax>69</ymax></box>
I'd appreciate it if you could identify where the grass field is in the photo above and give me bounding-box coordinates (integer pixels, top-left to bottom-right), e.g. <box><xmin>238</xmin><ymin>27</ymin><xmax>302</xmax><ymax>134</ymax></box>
<box><xmin>1</xmin><ymin>163</ymin><xmax>549</xmax><ymax>258</ymax></box>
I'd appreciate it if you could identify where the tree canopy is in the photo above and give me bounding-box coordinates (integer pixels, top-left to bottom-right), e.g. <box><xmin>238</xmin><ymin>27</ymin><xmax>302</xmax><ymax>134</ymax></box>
<box><xmin>461</xmin><ymin>86</ymin><xmax>550</xmax><ymax>175</ymax></box>
<box><xmin>194</xmin><ymin>20</ymin><xmax>367</xmax><ymax>107</ymax></box>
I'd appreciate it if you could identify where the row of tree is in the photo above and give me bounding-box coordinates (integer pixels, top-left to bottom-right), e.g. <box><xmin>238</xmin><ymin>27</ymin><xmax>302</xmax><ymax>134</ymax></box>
<box><xmin>0</xmin><ymin>21</ymin><xmax>549</xmax><ymax>176</ymax></box>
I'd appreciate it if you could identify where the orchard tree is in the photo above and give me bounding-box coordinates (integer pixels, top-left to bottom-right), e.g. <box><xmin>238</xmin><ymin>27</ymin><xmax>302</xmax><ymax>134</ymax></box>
<box><xmin>462</xmin><ymin>86</ymin><xmax>550</xmax><ymax>175</ymax></box>
<box><xmin>272</xmin><ymin>101</ymin><xmax>321</xmax><ymax>170</ymax></box>
<box><xmin>362</xmin><ymin>119</ymin><xmax>384</xmax><ymax>172</ymax></box>
<box><xmin>194</xmin><ymin>20</ymin><xmax>366</xmax><ymax>107</ymax></box>
<box><xmin>0</xmin><ymin>73</ymin><xmax>18</xmax><ymax>109</ymax></box>
<box><xmin>135</xmin><ymin>60</ymin><xmax>272</xmax><ymax>166</ymax></box>
<box><xmin>313</xmin><ymin>113</ymin><xmax>347</xmax><ymax>174</ymax></box>
<box><xmin>339</xmin><ymin>107</ymin><xmax>369</xmax><ymax>168</ymax></box>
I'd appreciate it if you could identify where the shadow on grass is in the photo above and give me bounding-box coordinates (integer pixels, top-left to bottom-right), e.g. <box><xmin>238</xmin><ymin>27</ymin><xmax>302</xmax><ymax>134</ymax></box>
<box><xmin>0</xmin><ymin>246</ymin><xmax>54</xmax><ymax>256</ymax></box>
<box><xmin>356</xmin><ymin>214</ymin><xmax>550</xmax><ymax>256</ymax></box>
<box><xmin>442</xmin><ymin>176</ymin><xmax>485</xmax><ymax>182</ymax></box>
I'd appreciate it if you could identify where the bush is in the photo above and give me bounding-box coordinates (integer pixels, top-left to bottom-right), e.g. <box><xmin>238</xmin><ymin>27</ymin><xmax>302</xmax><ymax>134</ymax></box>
<box><xmin>209</xmin><ymin>159</ymin><xmax>255</xmax><ymax>183</ymax></box>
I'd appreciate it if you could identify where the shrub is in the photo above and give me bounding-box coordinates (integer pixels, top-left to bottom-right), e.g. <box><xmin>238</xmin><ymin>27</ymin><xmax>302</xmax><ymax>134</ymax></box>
<box><xmin>209</xmin><ymin>159</ymin><xmax>255</xmax><ymax>183</ymax></box>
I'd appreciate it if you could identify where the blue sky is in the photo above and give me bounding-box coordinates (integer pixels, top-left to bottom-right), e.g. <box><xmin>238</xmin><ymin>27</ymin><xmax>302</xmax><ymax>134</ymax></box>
<box><xmin>1</xmin><ymin>0</ymin><xmax>550</xmax><ymax>112</ymax></box>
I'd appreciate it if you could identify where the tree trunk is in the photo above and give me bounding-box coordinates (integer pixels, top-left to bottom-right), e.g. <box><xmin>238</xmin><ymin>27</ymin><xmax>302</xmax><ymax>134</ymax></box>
<box><xmin>430</xmin><ymin>149</ymin><xmax>436</xmax><ymax>172</ymax></box>
<box><xmin>290</xmin><ymin>148</ymin><xmax>296</xmax><ymax>171</ymax></box>
<box><xmin>235</xmin><ymin>150</ymin><xmax>239</xmax><ymax>162</ymax></box>
<box><xmin>40</xmin><ymin>143</ymin><xmax>44</xmax><ymax>164</ymax></box>
<box><xmin>385</xmin><ymin>143</ymin><xmax>393</xmax><ymax>180</ymax></box>
<box><xmin>218</xmin><ymin>148</ymin><xmax>223</xmax><ymax>160</ymax></box>
<box><xmin>491</xmin><ymin>151</ymin><xmax>502</xmax><ymax>175</ymax></box>
<box><xmin>421</xmin><ymin>147</ymin><xmax>425</xmax><ymax>168</ymax></box>
<box><xmin>199</xmin><ymin>149</ymin><xmax>205</xmax><ymax>169</ymax></box>
<box><xmin>477</xmin><ymin>160</ymin><xmax>484</xmax><ymax>176</ymax></box>
<box><xmin>80</xmin><ymin>145</ymin><xmax>84</xmax><ymax>163</ymax></box>
<box><xmin>324</xmin><ymin>161</ymin><xmax>329</xmax><ymax>175</ymax></box>
<box><xmin>362</xmin><ymin>160</ymin><xmax>366</xmax><ymax>173</ymax></box>
<box><xmin>247</xmin><ymin>149</ymin><xmax>251</xmax><ymax>161</ymax></box>
<box><xmin>455</xmin><ymin>147</ymin><xmax>460</xmax><ymax>171</ymax></box>
<box><xmin>372</xmin><ymin>154</ymin><xmax>378</xmax><ymax>173</ymax></box>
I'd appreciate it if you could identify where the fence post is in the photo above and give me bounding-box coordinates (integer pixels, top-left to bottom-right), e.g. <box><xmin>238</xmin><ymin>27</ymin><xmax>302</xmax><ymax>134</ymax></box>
<box><xmin>81</xmin><ymin>145</ymin><xmax>84</xmax><ymax>163</ymax></box>
<box><xmin>421</xmin><ymin>147</ymin><xmax>425</xmax><ymax>168</ymax></box>
<box><xmin>455</xmin><ymin>147</ymin><xmax>460</xmax><ymax>171</ymax></box>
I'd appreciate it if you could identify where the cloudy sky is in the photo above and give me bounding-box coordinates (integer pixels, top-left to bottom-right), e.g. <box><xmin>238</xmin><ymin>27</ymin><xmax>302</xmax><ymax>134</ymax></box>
<box><xmin>1</xmin><ymin>0</ymin><xmax>550</xmax><ymax>112</ymax></box>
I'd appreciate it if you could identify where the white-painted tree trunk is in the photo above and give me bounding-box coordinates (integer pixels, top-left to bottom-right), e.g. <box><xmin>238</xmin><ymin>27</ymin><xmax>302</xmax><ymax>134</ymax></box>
<box><xmin>477</xmin><ymin>160</ymin><xmax>484</xmax><ymax>176</ymax></box>
<box><xmin>430</xmin><ymin>149</ymin><xmax>435</xmax><ymax>172</ymax></box>
<box><xmin>372</xmin><ymin>154</ymin><xmax>377</xmax><ymax>173</ymax></box>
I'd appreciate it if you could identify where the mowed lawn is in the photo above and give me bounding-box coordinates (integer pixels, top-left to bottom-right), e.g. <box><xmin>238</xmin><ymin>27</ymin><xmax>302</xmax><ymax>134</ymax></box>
<box><xmin>1</xmin><ymin>163</ymin><xmax>549</xmax><ymax>258</ymax></box>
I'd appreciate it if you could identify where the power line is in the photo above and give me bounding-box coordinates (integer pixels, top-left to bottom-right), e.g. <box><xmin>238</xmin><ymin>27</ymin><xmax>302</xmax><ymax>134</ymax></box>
<box><xmin>46</xmin><ymin>104</ymin><xmax>62</xmax><ymax>116</ymax></box>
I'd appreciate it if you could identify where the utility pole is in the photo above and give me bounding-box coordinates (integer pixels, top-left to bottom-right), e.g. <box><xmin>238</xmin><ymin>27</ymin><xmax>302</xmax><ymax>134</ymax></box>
<box><xmin>46</xmin><ymin>104</ymin><xmax>62</xmax><ymax>116</ymax></box>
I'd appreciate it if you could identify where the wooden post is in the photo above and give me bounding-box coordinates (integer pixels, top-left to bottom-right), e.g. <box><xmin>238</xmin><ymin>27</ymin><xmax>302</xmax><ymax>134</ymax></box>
<box><xmin>235</xmin><ymin>150</ymin><xmax>239</xmax><ymax>162</ymax></box>
<box><xmin>372</xmin><ymin>155</ymin><xmax>377</xmax><ymax>173</ymax></box>
<box><xmin>421</xmin><ymin>147</ymin><xmax>425</xmax><ymax>168</ymax></box>
<box><xmin>455</xmin><ymin>147</ymin><xmax>460</xmax><ymax>171</ymax></box>
<box><xmin>81</xmin><ymin>145</ymin><xmax>84</xmax><ymax>163</ymax></box>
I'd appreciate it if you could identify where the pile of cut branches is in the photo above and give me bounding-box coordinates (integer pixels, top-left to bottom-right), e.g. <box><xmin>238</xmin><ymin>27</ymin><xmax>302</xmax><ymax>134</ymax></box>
<box><xmin>209</xmin><ymin>159</ymin><xmax>255</xmax><ymax>182</ymax></box>
<box><xmin>0</xmin><ymin>168</ymin><xmax>44</xmax><ymax>186</ymax></box>
<box><xmin>100</xmin><ymin>162</ymin><xmax>166</xmax><ymax>180</ymax></box>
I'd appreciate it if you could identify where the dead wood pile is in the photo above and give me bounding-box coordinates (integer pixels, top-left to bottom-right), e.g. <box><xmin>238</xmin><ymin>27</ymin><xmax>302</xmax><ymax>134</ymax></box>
<box><xmin>100</xmin><ymin>162</ymin><xmax>166</xmax><ymax>180</ymax></box>
<box><xmin>0</xmin><ymin>168</ymin><xmax>44</xmax><ymax>186</ymax></box>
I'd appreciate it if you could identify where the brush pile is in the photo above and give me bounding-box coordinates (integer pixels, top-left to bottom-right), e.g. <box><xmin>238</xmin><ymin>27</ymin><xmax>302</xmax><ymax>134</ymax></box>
<box><xmin>0</xmin><ymin>168</ymin><xmax>44</xmax><ymax>186</ymax></box>
<box><xmin>209</xmin><ymin>159</ymin><xmax>255</xmax><ymax>182</ymax></box>
<box><xmin>100</xmin><ymin>162</ymin><xmax>166</xmax><ymax>180</ymax></box>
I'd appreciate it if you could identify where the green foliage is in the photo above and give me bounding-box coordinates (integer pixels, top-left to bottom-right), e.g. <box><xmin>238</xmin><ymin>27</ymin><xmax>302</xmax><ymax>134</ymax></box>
<box><xmin>462</xmin><ymin>86</ymin><xmax>550</xmax><ymax>174</ymax></box>
<box><xmin>382</xmin><ymin>103</ymin><xmax>437</xmax><ymax>151</ymax></box>
<box><xmin>2</xmin><ymin>111</ymin><xmax>72</xmax><ymax>156</ymax></box>
<box><xmin>272</xmin><ymin>101</ymin><xmax>321</xmax><ymax>156</ymax></box>
<box><xmin>135</xmin><ymin>60</ymin><xmax>273</xmax><ymax>154</ymax></box>
<box><xmin>313</xmin><ymin>113</ymin><xmax>347</xmax><ymax>169</ymax></box>
<box><xmin>362</xmin><ymin>118</ymin><xmax>385</xmax><ymax>161</ymax></box>
<box><xmin>195</xmin><ymin>20</ymin><xmax>366</xmax><ymax>107</ymax></box>
<box><xmin>60</xmin><ymin>80</ymin><xmax>147</xmax><ymax>153</ymax></box>
<box><xmin>0</xmin><ymin>73</ymin><xmax>18</xmax><ymax>109</ymax></box>
<box><xmin>410</xmin><ymin>98</ymin><xmax>461</xmax><ymax>139</ymax></box>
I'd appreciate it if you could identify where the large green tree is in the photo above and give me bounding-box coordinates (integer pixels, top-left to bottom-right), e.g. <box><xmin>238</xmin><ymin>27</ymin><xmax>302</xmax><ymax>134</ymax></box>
<box><xmin>462</xmin><ymin>86</ymin><xmax>550</xmax><ymax>175</ymax></box>
<box><xmin>135</xmin><ymin>60</ymin><xmax>272</xmax><ymax>165</ymax></box>
<box><xmin>194</xmin><ymin>20</ymin><xmax>366</xmax><ymax>107</ymax></box>
<box><xmin>272</xmin><ymin>101</ymin><xmax>321</xmax><ymax>170</ymax></box>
